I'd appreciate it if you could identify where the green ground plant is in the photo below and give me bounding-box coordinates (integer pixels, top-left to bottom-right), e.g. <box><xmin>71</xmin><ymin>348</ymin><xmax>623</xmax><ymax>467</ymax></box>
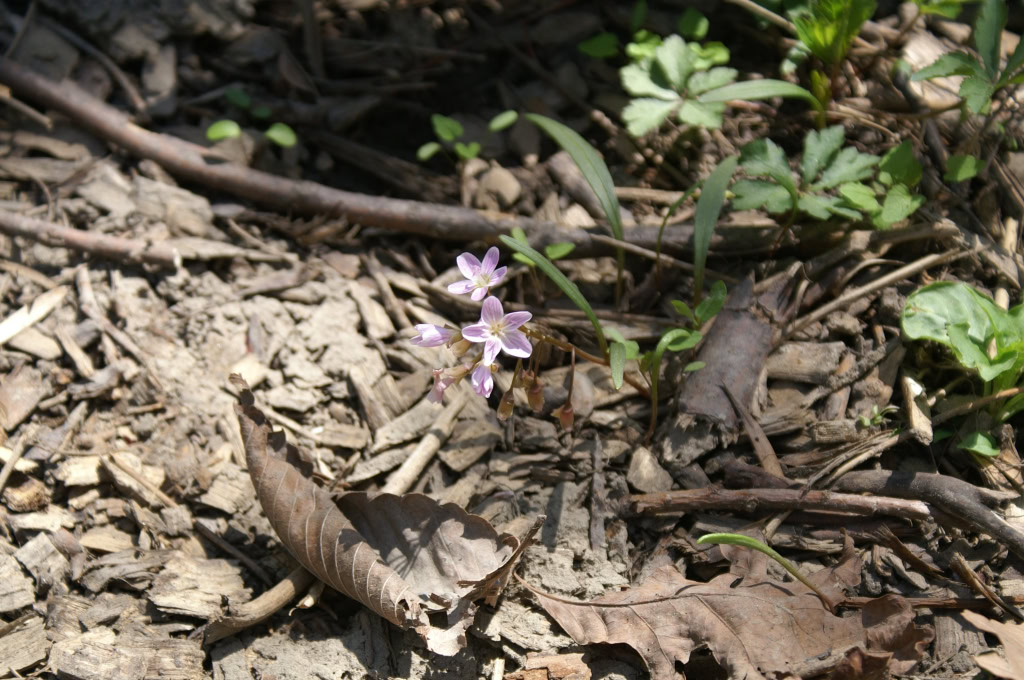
<box><xmin>791</xmin><ymin>0</ymin><xmax>877</xmax><ymax>104</ymax></box>
<box><xmin>417</xmin><ymin>111</ymin><xmax>518</xmax><ymax>162</ymax></box>
<box><xmin>206</xmin><ymin>86</ymin><xmax>297</xmax><ymax>149</ymax></box>
<box><xmin>731</xmin><ymin>124</ymin><xmax>924</xmax><ymax>230</ymax></box>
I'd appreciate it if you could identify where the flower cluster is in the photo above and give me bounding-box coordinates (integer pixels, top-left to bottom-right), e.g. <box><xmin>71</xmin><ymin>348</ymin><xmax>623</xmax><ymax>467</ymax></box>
<box><xmin>411</xmin><ymin>247</ymin><xmax>532</xmax><ymax>402</ymax></box>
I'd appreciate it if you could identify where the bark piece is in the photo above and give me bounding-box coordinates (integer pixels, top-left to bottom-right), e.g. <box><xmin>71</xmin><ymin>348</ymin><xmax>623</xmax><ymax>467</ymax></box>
<box><xmin>766</xmin><ymin>341</ymin><xmax>848</xmax><ymax>384</ymax></box>
<box><xmin>0</xmin><ymin>365</ymin><xmax>48</xmax><ymax>431</ymax></box>
<box><xmin>0</xmin><ymin>552</ymin><xmax>34</xmax><ymax>613</ymax></box>
<box><xmin>49</xmin><ymin>629</ymin><xmax>205</xmax><ymax>680</ymax></box>
<box><xmin>14</xmin><ymin>531</ymin><xmax>70</xmax><ymax>589</ymax></box>
<box><xmin>148</xmin><ymin>556</ymin><xmax>250</xmax><ymax>619</ymax></box>
<box><xmin>233</xmin><ymin>378</ymin><xmax>520</xmax><ymax>655</ymax></box>
<box><xmin>81</xmin><ymin>550</ymin><xmax>172</xmax><ymax>593</ymax></box>
<box><xmin>197</xmin><ymin>462</ymin><xmax>254</xmax><ymax>514</ymax></box>
<box><xmin>0</xmin><ymin>615</ymin><xmax>48</xmax><ymax>673</ymax></box>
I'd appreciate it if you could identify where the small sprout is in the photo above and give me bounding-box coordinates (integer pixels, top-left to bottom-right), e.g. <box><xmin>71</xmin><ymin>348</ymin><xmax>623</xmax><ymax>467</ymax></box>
<box><xmin>454</xmin><ymin>141</ymin><xmax>481</xmax><ymax>160</ymax></box>
<box><xmin>488</xmin><ymin>110</ymin><xmax>519</xmax><ymax>132</ymax></box>
<box><xmin>678</xmin><ymin>8</ymin><xmax>709</xmax><ymax>40</ymax></box>
<box><xmin>431</xmin><ymin>114</ymin><xmax>464</xmax><ymax>143</ymax></box>
<box><xmin>206</xmin><ymin>119</ymin><xmax>242</xmax><ymax>142</ymax></box>
<box><xmin>225</xmin><ymin>87</ymin><xmax>252</xmax><ymax>109</ymax></box>
<box><xmin>417</xmin><ymin>141</ymin><xmax>442</xmax><ymax>162</ymax></box>
<box><xmin>544</xmin><ymin>242</ymin><xmax>575</xmax><ymax>260</ymax></box>
<box><xmin>264</xmin><ymin>122</ymin><xmax>297</xmax><ymax>148</ymax></box>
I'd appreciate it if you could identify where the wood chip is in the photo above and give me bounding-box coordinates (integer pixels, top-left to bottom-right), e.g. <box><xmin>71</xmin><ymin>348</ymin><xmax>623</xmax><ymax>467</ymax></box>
<box><xmin>0</xmin><ymin>616</ymin><xmax>49</xmax><ymax>673</ymax></box>
<box><xmin>54</xmin><ymin>455</ymin><xmax>103</xmax><ymax>486</ymax></box>
<box><xmin>0</xmin><ymin>365</ymin><xmax>49</xmax><ymax>431</ymax></box>
<box><xmin>14</xmin><ymin>531</ymin><xmax>70</xmax><ymax>588</ymax></box>
<box><xmin>81</xmin><ymin>550</ymin><xmax>171</xmax><ymax>593</ymax></box>
<box><xmin>197</xmin><ymin>462</ymin><xmax>254</xmax><ymax>514</ymax></box>
<box><xmin>148</xmin><ymin>555</ymin><xmax>250</xmax><ymax>619</ymax></box>
<box><xmin>438</xmin><ymin>418</ymin><xmax>502</xmax><ymax>472</ymax></box>
<box><xmin>766</xmin><ymin>341</ymin><xmax>849</xmax><ymax>384</ymax></box>
<box><xmin>49</xmin><ymin>629</ymin><xmax>205</xmax><ymax>680</ymax></box>
<box><xmin>0</xmin><ymin>552</ymin><xmax>34</xmax><ymax>613</ymax></box>
<box><xmin>80</xmin><ymin>525</ymin><xmax>136</xmax><ymax>554</ymax></box>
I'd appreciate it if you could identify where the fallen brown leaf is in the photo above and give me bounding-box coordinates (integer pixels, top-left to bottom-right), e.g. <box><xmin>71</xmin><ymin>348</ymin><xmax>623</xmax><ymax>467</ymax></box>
<box><xmin>232</xmin><ymin>376</ymin><xmax>519</xmax><ymax>655</ymax></box>
<box><xmin>963</xmin><ymin>610</ymin><xmax>1024</xmax><ymax>679</ymax></box>
<box><xmin>529</xmin><ymin>536</ymin><xmax>932</xmax><ymax>680</ymax></box>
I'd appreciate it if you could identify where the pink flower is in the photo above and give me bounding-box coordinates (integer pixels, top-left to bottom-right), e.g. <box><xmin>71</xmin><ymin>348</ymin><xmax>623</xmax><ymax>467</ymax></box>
<box><xmin>411</xmin><ymin>324</ymin><xmax>455</xmax><ymax>347</ymax></box>
<box><xmin>471</xmin><ymin>363</ymin><xmax>494</xmax><ymax>398</ymax></box>
<box><xmin>447</xmin><ymin>247</ymin><xmax>507</xmax><ymax>301</ymax></box>
<box><xmin>461</xmin><ymin>296</ymin><xmax>532</xmax><ymax>365</ymax></box>
<box><xmin>428</xmin><ymin>368</ymin><xmax>456</xmax><ymax>403</ymax></box>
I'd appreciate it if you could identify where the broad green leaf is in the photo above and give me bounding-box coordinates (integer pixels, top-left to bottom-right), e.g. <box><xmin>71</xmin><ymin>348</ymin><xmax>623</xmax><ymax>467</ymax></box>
<box><xmin>690</xmin><ymin>42</ymin><xmax>731</xmax><ymax>69</ymax></box>
<box><xmin>877</xmin><ymin>139</ymin><xmax>922</xmax><ymax>186</ymax></box>
<box><xmin>671</xmin><ymin>299</ymin><xmax>697</xmax><ymax>323</ymax></box>
<box><xmin>225</xmin><ymin>87</ymin><xmax>251</xmax><ymax>109</ymax></box>
<box><xmin>945</xmin><ymin>153</ymin><xmax>981</xmax><ymax>182</ymax></box>
<box><xmin>500</xmin><ymin>235</ymin><xmax>606</xmax><ymax>354</ymax></box>
<box><xmin>740</xmin><ymin>138</ymin><xmax>795</xmax><ymax>189</ymax></box>
<box><xmin>454</xmin><ymin>141</ymin><xmax>480</xmax><ymax>159</ymax></box>
<box><xmin>654</xmin><ymin>35</ymin><xmax>696</xmax><ymax>91</ymax></box>
<box><xmin>694</xmin><ymin>156</ymin><xmax>739</xmax><ymax>296</ymax></box>
<box><xmin>802</xmin><ymin>125</ymin><xmax>845</xmax><ymax>184</ymax></box>
<box><xmin>578</xmin><ymin>33</ymin><xmax>620</xmax><ymax>58</ymax></box>
<box><xmin>959</xmin><ymin>430</ymin><xmax>1001</xmax><ymax>457</ymax></box>
<box><xmin>544</xmin><ymin>242</ymin><xmax>576</xmax><ymax>260</ymax></box>
<box><xmin>911</xmin><ymin>52</ymin><xmax>985</xmax><ymax>81</ymax></box>
<box><xmin>947</xmin><ymin>322</ymin><xmax>1011</xmax><ymax>381</ymax></box>
<box><xmin>626</xmin><ymin>30</ymin><xmax>662</xmax><ymax>61</ymax></box>
<box><xmin>610</xmin><ymin>342</ymin><xmax>627</xmax><ymax>390</ymax></box>
<box><xmin>696</xmin><ymin>79</ymin><xmax>823</xmax><ymax>115</ymax></box>
<box><xmin>974</xmin><ymin>0</ymin><xmax>1006</xmax><ymax>79</ymax></box>
<box><xmin>731</xmin><ymin>179</ymin><xmax>793</xmax><ymax>213</ymax></box>
<box><xmin>830</xmin><ymin>204</ymin><xmax>864</xmax><ymax>220</ymax></box>
<box><xmin>677</xmin><ymin>100</ymin><xmax>725</xmax><ymax>128</ymax></box>
<box><xmin>960</xmin><ymin>75</ymin><xmax>996</xmax><ymax>113</ymax></box>
<box><xmin>815</xmin><ymin>147</ymin><xmax>879</xmax><ymax>189</ymax></box>
<box><xmin>695</xmin><ymin>280</ymin><xmax>728</xmax><ymax>324</ymax></box>
<box><xmin>687</xmin><ymin>67</ymin><xmax>738</xmax><ymax>95</ymax></box>
<box><xmin>431</xmin><ymin>114</ymin><xmax>463</xmax><ymax>142</ymax></box>
<box><xmin>525</xmin><ymin>114</ymin><xmax>622</xmax><ymax>243</ymax></box>
<box><xmin>798</xmin><ymin>193</ymin><xmax>842</xmax><ymax>220</ymax></box>
<box><xmin>622</xmin><ymin>98</ymin><xmax>679</xmax><ymax>136</ymax></box>
<box><xmin>206</xmin><ymin>119</ymin><xmax>242</xmax><ymax>141</ymax></box>
<box><xmin>416</xmin><ymin>141</ymin><xmax>441</xmax><ymax>161</ymax></box>
<box><xmin>838</xmin><ymin>182</ymin><xmax>880</xmax><ymax>212</ymax></box>
<box><xmin>999</xmin><ymin>31</ymin><xmax>1024</xmax><ymax>85</ymax></box>
<box><xmin>872</xmin><ymin>183</ymin><xmax>923</xmax><ymax>228</ymax></box>
<box><xmin>265</xmin><ymin>122</ymin><xmax>297</xmax><ymax>148</ymax></box>
<box><xmin>620</xmin><ymin>62</ymin><xmax>679</xmax><ymax>100</ymax></box>
<box><xmin>679</xmin><ymin>8</ymin><xmax>709</xmax><ymax>39</ymax></box>
<box><xmin>489</xmin><ymin>110</ymin><xmax>519</xmax><ymax>132</ymax></box>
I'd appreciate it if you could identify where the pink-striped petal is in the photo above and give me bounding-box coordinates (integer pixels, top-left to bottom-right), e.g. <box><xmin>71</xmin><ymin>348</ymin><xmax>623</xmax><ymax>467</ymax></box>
<box><xmin>461</xmin><ymin>322</ymin><xmax>489</xmax><ymax>342</ymax></box>
<box><xmin>471</xmin><ymin>364</ymin><xmax>493</xmax><ymax>398</ymax></box>
<box><xmin>503</xmin><ymin>311</ymin><xmax>532</xmax><ymax>330</ymax></box>
<box><xmin>489</xmin><ymin>266</ymin><xmax>508</xmax><ymax>286</ymax></box>
<box><xmin>448</xmin><ymin>280</ymin><xmax>476</xmax><ymax>295</ymax></box>
<box><xmin>456</xmin><ymin>252</ymin><xmax>481</xmax><ymax>279</ymax></box>
<box><xmin>482</xmin><ymin>338</ymin><xmax>501</xmax><ymax>365</ymax></box>
<box><xmin>470</xmin><ymin>286</ymin><xmax>488</xmax><ymax>301</ymax></box>
<box><xmin>480</xmin><ymin>296</ymin><xmax>504</xmax><ymax>325</ymax></box>
<box><xmin>481</xmin><ymin>246</ymin><xmax>500</xmax><ymax>273</ymax></box>
<box><xmin>500</xmin><ymin>329</ymin><xmax>533</xmax><ymax>358</ymax></box>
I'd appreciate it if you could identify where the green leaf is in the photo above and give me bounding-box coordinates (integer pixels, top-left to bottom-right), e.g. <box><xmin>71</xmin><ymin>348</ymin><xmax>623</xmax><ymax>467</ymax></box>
<box><xmin>631</xmin><ymin>0</ymin><xmax>649</xmax><ymax>32</ymax></box>
<box><xmin>431</xmin><ymin>114</ymin><xmax>463</xmax><ymax>142</ymax></box>
<box><xmin>999</xmin><ymin>30</ymin><xmax>1024</xmax><ymax>85</ymax></box>
<box><xmin>684</xmin><ymin>361</ymin><xmax>706</xmax><ymax>372</ymax></box>
<box><xmin>511</xmin><ymin>226</ymin><xmax>529</xmax><ymax>244</ymax></box>
<box><xmin>649</xmin><ymin>328</ymin><xmax>696</xmax><ymax>423</ymax></box>
<box><xmin>488</xmin><ymin>110</ymin><xmax>519</xmax><ymax>132</ymax></box>
<box><xmin>620</xmin><ymin>62</ymin><xmax>679</xmax><ymax>100</ymax></box>
<box><xmin>974</xmin><ymin>0</ymin><xmax>1006</xmax><ymax>79</ymax></box>
<box><xmin>206</xmin><ymin>119</ymin><xmax>242</xmax><ymax>141</ymax></box>
<box><xmin>915</xmin><ymin>0</ymin><xmax>971</xmax><ymax>17</ymax></box>
<box><xmin>948</xmin><ymin>322</ymin><xmax>1014</xmax><ymax>381</ymax></box>
<box><xmin>610</xmin><ymin>342</ymin><xmax>627</xmax><ymax>390</ymax></box>
<box><xmin>250</xmin><ymin>104</ymin><xmax>272</xmax><ymax>120</ymax></box>
<box><xmin>690</xmin><ymin>42</ymin><xmax>731</xmax><ymax>69</ymax></box>
<box><xmin>872</xmin><ymin>183</ymin><xmax>924</xmax><ymax>228</ymax></box>
<box><xmin>960</xmin><ymin>75</ymin><xmax>996</xmax><ymax>113</ymax></box>
<box><xmin>654</xmin><ymin>35</ymin><xmax>696</xmax><ymax>91</ymax></box>
<box><xmin>264</xmin><ymin>122</ymin><xmax>297</xmax><ymax>148</ymax></box>
<box><xmin>791</xmin><ymin>0</ymin><xmax>877</xmax><ymax>66</ymax></box>
<box><xmin>578</xmin><ymin>33</ymin><xmax>620</xmax><ymax>58</ymax></box>
<box><xmin>814</xmin><ymin>146</ymin><xmax>879</xmax><ymax>189</ymax></box>
<box><xmin>731</xmin><ymin>179</ymin><xmax>793</xmax><ymax>213</ymax></box>
<box><xmin>605</xmin><ymin>327</ymin><xmax>640</xmax><ymax>358</ymax></box>
<box><xmin>678</xmin><ymin>8</ymin><xmax>709</xmax><ymax>39</ymax></box>
<box><xmin>798</xmin><ymin>193</ymin><xmax>842</xmax><ymax>220</ymax></box>
<box><xmin>416</xmin><ymin>141</ymin><xmax>442</xmax><ymax>161</ymax></box>
<box><xmin>694</xmin><ymin>156</ymin><xmax>739</xmax><ymax>296</ymax></box>
<box><xmin>454</xmin><ymin>141</ymin><xmax>481</xmax><ymax>159</ymax></box>
<box><xmin>500</xmin><ymin>235</ymin><xmax>606</xmax><ymax>354</ymax></box>
<box><xmin>677</xmin><ymin>100</ymin><xmax>725</xmax><ymax>129</ymax></box>
<box><xmin>945</xmin><ymin>153</ymin><xmax>981</xmax><ymax>182</ymax></box>
<box><xmin>622</xmin><ymin>98</ymin><xmax>680</xmax><ymax>136</ymax></box>
<box><xmin>802</xmin><ymin>125</ymin><xmax>845</xmax><ymax>184</ymax></box>
<box><xmin>877</xmin><ymin>139</ymin><xmax>922</xmax><ymax>186</ymax></box>
<box><xmin>225</xmin><ymin>87</ymin><xmax>251</xmax><ymax>109</ymax></box>
<box><xmin>696</xmin><ymin>79</ymin><xmax>823</xmax><ymax>115</ymax></box>
<box><xmin>626</xmin><ymin>30</ymin><xmax>662</xmax><ymax>61</ymax></box>
<box><xmin>838</xmin><ymin>182</ymin><xmax>880</xmax><ymax>212</ymax></box>
<box><xmin>667</xmin><ymin>330</ymin><xmax>702</xmax><ymax>351</ymax></box>
<box><xmin>687</xmin><ymin>67</ymin><xmax>738</xmax><ymax>95</ymax></box>
<box><xmin>671</xmin><ymin>299</ymin><xmax>697</xmax><ymax>323</ymax></box>
<box><xmin>959</xmin><ymin>430</ymin><xmax>1001</xmax><ymax>457</ymax></box>
<box><xmin>911</xmin><ymin>52</ymin><xmax>985</xmax><ymax>81</ymax></box>
<box><xmin>525</xmin><ymin>114</ymin><xmax>623</xmax><ymax>245</ymax></box>
<box><xmin>544</xmin><ymin>242</ymin><xmax>576</xmax><ymax>260</ymax></box>
<box><xmin>695</xmin><ymin>280</ymin><xmax>727</xmax><ymax>325</ymax></box>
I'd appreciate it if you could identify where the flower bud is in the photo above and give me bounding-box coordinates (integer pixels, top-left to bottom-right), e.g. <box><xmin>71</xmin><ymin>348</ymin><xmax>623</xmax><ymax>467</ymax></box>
<box><xmin>553</xmin><ymin>401</ymin><xmax>574</xmax><ymax>430</ymax></box>
<box><xmin>527</xmin><ymin>378</ymin><xmax>545</xmax><ymax>413</ymax></box>
<box><xmin>497</xmin><ymin>388</ymin><xmax>515</xmax><ymax>421</ymax></box>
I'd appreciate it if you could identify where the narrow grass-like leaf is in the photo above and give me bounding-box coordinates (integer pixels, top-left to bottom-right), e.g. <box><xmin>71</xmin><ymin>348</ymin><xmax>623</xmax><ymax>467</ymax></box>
<box><xmin>697</xmin><ymin>79</ymin><xmax>823</xmax><ymax>115</ymax></box>
<box><xmin>693</xmin><ymin>155</ymin><xmax>738</xmax><ymax>302</ymax></box>
<box><xmin>696</xmin><ymin>533</ymin><xmax>835</xmax><ymax>611</ymax></box>
<box><xmin>974</xmin><ymin>0</ymin><xmax>1006</xmax><ymax>79</ymax></box>
<box><xmin>526</xmin><ymin>114</ymin><xmax>624</xmax><ymax>301</ymax></box>
<box><xmin>609</xmin><ymin>342</ymin><xmax>626</xmax><ymax>390</ymax></box>
<box><xmin>500</xmin><ymin>235</ymin><xmax>607</xmax><ymax>355</ymax></box>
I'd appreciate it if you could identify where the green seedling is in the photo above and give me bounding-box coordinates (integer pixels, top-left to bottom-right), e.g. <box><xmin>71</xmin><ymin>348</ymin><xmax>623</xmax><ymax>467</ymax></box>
<box><xmin>902</xmin><ymin>281</ymin><xmax>1024</xmax><ymax>457</ymax></box>
<box><xmin>911</xmin><ymin>0</ymin><xmax>1024</xmax><ymax>114</ymax></box>
<box><xmin>731</xmin><ymin>125</ymin><xmax>924</xmax><ymax>230</ymax></box>
<box><xmin>945</xmin><ymin>153</ymin><xmax>982</xmax><ymax>182</ymax></box>
<box><xmin>206</xmin><ymin>86</ymin><xmax>297</xmax><ymax>149</ymax></box>
<box><xmin>857</xmin><ymin>403</ymin><xmax>898</xmax><ymax>427</ymax></box>
<box><xmin>790</xmin><ymin>0</ymin><xmax>876</xmax><ymax>105</ymax></box>
<box><xmin>697</xmin><ymin>533</ymin><xmax>837</xmax><ymax>612</ymax></box>
<box><xmin>417</xmin><ymin>111</ymin><xmax>518</xmax><ymax>163</ymax></box>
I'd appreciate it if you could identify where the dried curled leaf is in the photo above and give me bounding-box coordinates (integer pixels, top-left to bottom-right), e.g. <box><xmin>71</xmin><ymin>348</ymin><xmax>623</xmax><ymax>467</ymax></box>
<box><xmin>232</xmin><ymin>375</ymin><xmax>519</xmax><ymax>654</ymax></box>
